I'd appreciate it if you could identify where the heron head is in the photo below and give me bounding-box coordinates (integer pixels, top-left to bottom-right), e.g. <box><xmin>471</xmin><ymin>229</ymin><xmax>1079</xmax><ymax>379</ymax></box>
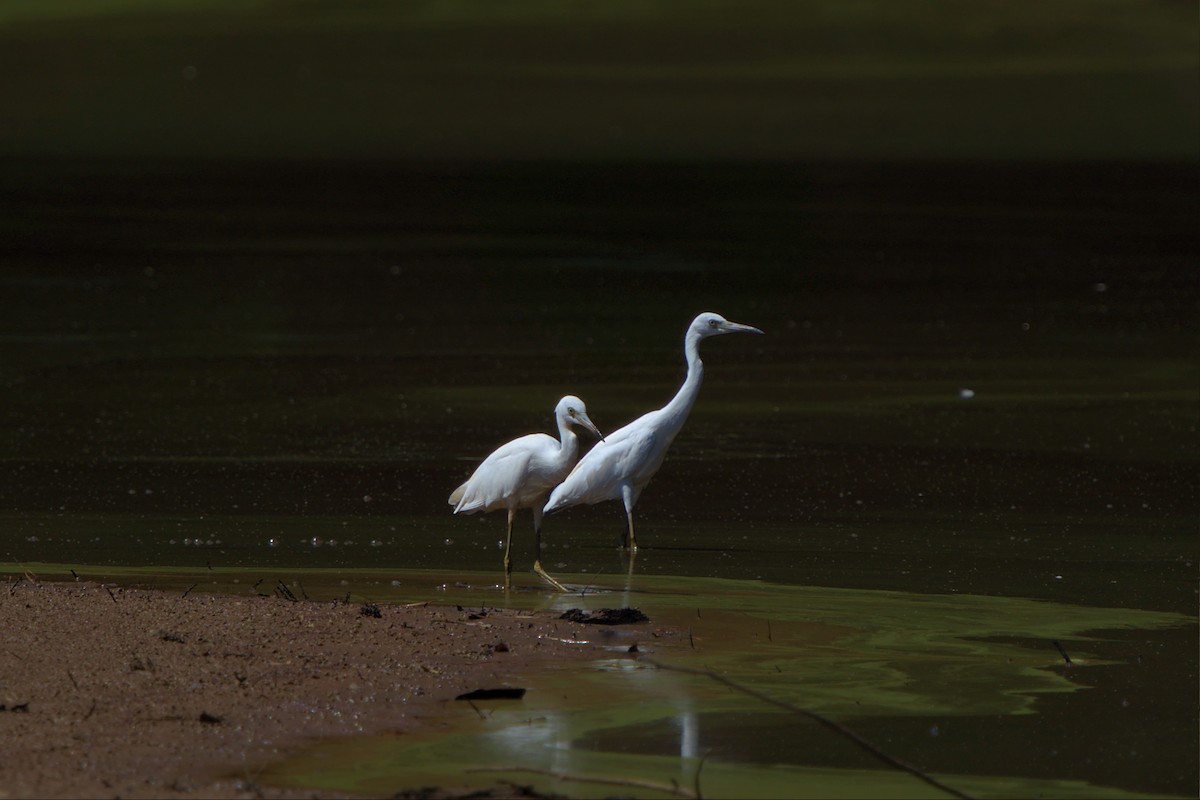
<box><xmin>692</xmin><ymin>312</ymin><xmax>765</xmax><ymax>338</ymax></box>
<box><xmin>556</xmin><ymin>395</ymin><xmax>605</xmax><ymax>441</ymax></box>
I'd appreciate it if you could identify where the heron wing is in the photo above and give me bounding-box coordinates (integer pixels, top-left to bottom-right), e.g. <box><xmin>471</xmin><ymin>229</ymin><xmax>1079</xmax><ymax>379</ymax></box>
<box><xmin>452</xmin><ymin>430</ymin><xmax>568</xmax><ymax>513</ymax></box>
<box><xmin>550</xmin><ymin>426</ymin><xmax>659</xmax><ymax>508</ymax></box>
<box><xmin>451</xmin><ymin>442</ymin><xmax>538</xmax><ymax>514</ymax></box>
<box><xmin>611</xmin><ymin>426</ymin><xmax>665</xmax><ymax>489</ymax></box>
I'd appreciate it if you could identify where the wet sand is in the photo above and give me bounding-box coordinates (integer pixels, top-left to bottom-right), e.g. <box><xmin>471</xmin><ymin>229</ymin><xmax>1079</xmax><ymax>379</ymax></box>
<box><xmin>0</xmin><ymin>578</ymin><xmax>621</xmax><ymax>798</ymax></box>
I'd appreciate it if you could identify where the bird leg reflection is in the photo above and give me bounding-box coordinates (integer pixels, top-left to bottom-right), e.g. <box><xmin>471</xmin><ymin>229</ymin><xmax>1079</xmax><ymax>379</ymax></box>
<box><xmin>622</xmin><ymin>547</ymin><xmax>638</xmax><ymax>586</ymax></box>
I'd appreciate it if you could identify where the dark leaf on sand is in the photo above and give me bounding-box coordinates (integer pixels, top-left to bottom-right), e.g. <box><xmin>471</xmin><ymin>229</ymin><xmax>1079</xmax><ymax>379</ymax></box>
<box><xmin>455</xmin><ymin>688</ymin><xmax>526</xmax><ymax>701</ymax></box>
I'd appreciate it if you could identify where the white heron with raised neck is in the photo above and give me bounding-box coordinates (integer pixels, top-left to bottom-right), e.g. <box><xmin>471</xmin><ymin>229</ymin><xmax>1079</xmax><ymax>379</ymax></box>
<box><xmin>544</xmin><ymin>312</ymin><xmax>763</xmax><ymax>551</ymax></box>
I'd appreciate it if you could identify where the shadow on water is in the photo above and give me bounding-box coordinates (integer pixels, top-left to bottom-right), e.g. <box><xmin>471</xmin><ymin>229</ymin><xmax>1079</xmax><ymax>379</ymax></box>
<box><xmin>1</xmin><ymin>159</ymin><xmax>1196</xmax><ymax>796</ymax></box>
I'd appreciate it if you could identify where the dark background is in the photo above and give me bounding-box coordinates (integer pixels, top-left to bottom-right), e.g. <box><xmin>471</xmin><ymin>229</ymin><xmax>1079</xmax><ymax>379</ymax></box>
<box><xmin>1</xmin><ymin>1</ymin><xmax>1195</xmax><ymax>160</ymax></box>
<box><xmin>1</xmin><ymin>3</ymin><xmax>1197</xmax><ymax>796</ymax></box>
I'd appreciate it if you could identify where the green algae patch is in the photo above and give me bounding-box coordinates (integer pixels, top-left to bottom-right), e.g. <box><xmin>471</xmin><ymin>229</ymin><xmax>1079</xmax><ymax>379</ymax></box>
<box><xmin>566</xmin><ymin>575</ymin><xmax>1192</xmax><ymax>719</ymax></box>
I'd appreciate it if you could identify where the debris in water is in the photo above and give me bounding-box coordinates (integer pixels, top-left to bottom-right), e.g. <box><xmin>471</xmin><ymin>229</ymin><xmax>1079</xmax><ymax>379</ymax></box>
<box><xmin>559</xmin><ymin>608</ymin><xmax>649</xmax><ymax>625</ymax></box>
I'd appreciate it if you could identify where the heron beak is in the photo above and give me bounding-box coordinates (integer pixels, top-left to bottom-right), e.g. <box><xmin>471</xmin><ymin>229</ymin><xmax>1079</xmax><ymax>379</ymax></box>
<box><xmin>579</xmin><ymin>414</ymin><xmax>605</xmax><ymax>442</ymax></box>
<box><xmin>721</xmin><ymin>320</ymin><xmax>765</xmax><ymax>335</ymax></box>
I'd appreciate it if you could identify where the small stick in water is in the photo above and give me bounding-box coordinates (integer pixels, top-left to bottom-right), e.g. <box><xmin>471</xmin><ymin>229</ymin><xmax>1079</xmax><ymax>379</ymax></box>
<box><xmin>1052</xmin><ymin>640</ymin><xmax>1073</xmax><ymax>666</ymax></box>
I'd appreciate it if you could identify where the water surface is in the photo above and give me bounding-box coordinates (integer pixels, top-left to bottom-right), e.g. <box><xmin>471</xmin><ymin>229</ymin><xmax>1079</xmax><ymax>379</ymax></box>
<box><xmin>1</xmin><ymin>160</ymin><xmax>1196</xmax><ymax>796</ymax></box>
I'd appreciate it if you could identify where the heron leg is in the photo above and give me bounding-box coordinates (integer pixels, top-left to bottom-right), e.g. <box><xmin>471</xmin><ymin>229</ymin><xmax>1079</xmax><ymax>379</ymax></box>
<box><xmin>621</xmin><ymin>484</ymin><xmax>638</xmax><ymax>551</ymax></box>
<box><xmin>503</xmin><ymin>508</ymin><xmax>515</xmax><ymax>578</ymax></box>
<box><xmin>532</xmin><ymin>502</ymin><xmax>546</xmax><ymax>565</ymax></box>
<box><xmin>531</xmin><ymin>503</ymin><xmax>567</xmax><ymax>592</ymax></box>
<box><xmin>533</xmin><ymin>561</ymin><xmax>569</xmax><ymax>593</ymax></box>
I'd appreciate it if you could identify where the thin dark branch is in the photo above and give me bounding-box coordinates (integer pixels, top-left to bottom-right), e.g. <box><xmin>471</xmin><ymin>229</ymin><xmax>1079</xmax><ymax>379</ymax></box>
<box><xmin>694</xmin><ymin>750</ymin><xmax>711</xmax><ymax>799</ymax></box>
<box><xmin>578</xmin><ymin>567</ymin><xmax>607</xmax><ymax>598</ymax></box>
<box><xmin>275</xmin><ymin>581</ymin><xmax>297</xmax><ymax>602</ymax></box>
<box><xmin>641</xmin><ymin>657</ymin><xmax>973</xmax><ymax>800</ymax></box>
<box><xmin>468</xmin><ymin>766</ymin><xmax>697</xmax><ymax>798</ymax></box>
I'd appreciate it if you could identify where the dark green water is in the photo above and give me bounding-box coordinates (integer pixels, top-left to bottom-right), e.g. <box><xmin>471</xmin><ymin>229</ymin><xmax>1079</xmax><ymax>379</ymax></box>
<box><xmin>2</xmin><ymin>160</ymin><xmax>1196</xmax><ymax>797</ymax></box>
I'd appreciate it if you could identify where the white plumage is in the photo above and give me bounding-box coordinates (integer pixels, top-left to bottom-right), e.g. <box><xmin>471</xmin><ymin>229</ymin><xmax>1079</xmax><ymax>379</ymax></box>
<box><xmin>544</xmin><ymin>312</ymin><xmax>763</xmax><ymax>549</ymax></box>
<box><xmin>449</xmin><ymin>395</ymin><xmax>602</xmax><ymax>589</ymax></box>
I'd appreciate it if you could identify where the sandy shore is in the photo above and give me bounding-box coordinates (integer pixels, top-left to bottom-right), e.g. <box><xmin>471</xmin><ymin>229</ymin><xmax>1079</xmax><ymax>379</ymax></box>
<box><xmin>0</xmin><ymin>578</ymin><xmax>621</xmax><ymax>798</ymax></box>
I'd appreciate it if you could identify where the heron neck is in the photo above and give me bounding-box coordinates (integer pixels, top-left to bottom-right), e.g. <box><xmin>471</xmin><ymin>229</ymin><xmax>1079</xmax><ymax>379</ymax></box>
<box><xmin>555</xmin><ymin>415</ymin><xmax>580</xmax><ymax>461</ymax></box>
<box><xmin>661</xmin><ymin>329</ymin><xmax>705</xmax><ymax>428</ymax></box>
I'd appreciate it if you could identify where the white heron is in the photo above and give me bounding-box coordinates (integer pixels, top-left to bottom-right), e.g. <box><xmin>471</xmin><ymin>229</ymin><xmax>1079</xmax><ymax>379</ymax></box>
<box><xmin>544</xmin><ymin>312</ymin><xmax>763</xmax><ymax>550</ymax></box>
<box><xmin>449</xmin><ymin>395</ymin><xmax>603</xmax><ymax>589</ymax></box>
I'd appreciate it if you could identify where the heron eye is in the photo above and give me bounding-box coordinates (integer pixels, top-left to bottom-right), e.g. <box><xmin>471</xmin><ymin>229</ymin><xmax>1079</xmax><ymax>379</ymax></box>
<box><xmin>568</xmin><ymin>408</ymin><xmax>576</xmax><ymax>416</ymax></box>
<box><xmin>708</xmin><ymin>319</ymin><xmax>719</xmax><ymax>328</ymax></box>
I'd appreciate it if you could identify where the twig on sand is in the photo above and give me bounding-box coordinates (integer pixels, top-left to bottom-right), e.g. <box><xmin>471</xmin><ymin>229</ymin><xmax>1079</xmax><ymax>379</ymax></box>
<box><xmin>468</xmin><ymin>766</ymin><xmax>698</xmax><ymax>798</ymax></box>
<box><xmin>641</xmin><ymin>657</ymin><xmax>974</xmax><ymax>800</ymax></box>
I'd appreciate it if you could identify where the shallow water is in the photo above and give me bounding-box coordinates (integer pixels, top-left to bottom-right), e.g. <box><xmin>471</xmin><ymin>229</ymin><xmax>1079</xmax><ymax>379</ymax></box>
<box><xmin>1</xmin><ymin>160</ymin><xmax>1196</xmax><ymax>796</ymax></box>
<box><xmin>11</xmin><ymin>562</ymin><xmax>1195</xmax><ymax>797</ymax></box>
